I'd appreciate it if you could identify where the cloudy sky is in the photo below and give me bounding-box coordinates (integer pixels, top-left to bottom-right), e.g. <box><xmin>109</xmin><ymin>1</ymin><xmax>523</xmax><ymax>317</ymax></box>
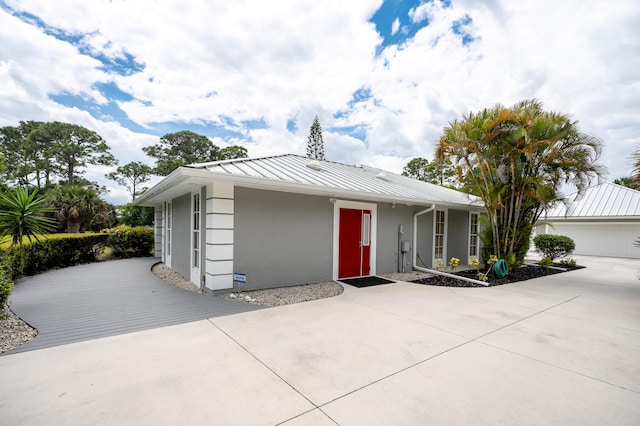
<box><xmin>1</xmin><ymin>0</ymin><xmax>639</xmax><ymax>204</ymax></box>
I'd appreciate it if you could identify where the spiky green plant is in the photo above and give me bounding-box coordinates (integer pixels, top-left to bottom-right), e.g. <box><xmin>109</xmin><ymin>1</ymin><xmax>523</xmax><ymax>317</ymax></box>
<box><xmin>0</xmin><ymin>187</ymin><xmax>56</xmax><ymax>254</ymax></box>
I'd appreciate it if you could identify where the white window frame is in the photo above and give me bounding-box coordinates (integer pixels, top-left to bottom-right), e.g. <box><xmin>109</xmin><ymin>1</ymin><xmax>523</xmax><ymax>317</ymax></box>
<box><xmin>468</xmin><ymin>212</ymin><xmax>479</xmax><ymax>262</ymax></box>
<box><xmin>190</xmin><ymin>191</ymin><xmax>201</xmax><ymax>286</ymax></box>
<box><xmin>165</xmin><ymin>201</ymin><xmax>172</xmax><ymax>267</ymax></box>
<box><xmin>433</xmin><ymin>209</ymin><xmax>448</xmax><ymax>266</ymax></box>
<box><xmin>362</xmin><ymin>213</ymin><xmax>371</xmax><ymax>247</ymax></box>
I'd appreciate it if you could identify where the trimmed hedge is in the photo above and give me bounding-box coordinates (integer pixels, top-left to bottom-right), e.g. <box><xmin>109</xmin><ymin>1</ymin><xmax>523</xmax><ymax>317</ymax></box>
<box><xmin>0</xmin><ymin>261</ymin><xmax>12</xmax><ymax>311</ymax></box>
<box><xmin>105</xmin><ymin>226</ymin><xmax>154</xmax><ymax>258</ymax></box>
<box><xmin>533</xmin><ymin>234</ymin><xmax>575</xmax><ymax>261</ymax></box>
<box><xmin>5</xmin><ymin>234</ymin><xmax>108</xmax><ymax>278</ymax></box>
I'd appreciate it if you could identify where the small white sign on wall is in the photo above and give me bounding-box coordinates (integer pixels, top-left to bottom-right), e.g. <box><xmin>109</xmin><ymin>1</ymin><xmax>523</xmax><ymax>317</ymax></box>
<box><xmin>233</xmin><ymin>273</ymin><xmax>246</xmax><ymax>284</ymax></box>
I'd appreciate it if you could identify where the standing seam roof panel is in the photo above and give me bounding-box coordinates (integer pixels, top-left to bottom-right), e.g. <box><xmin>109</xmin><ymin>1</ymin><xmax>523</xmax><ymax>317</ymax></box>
<box><xmin>187</xmin><ymin>154</ymin><xmax>481</xmax><ymax>206</ymax></box>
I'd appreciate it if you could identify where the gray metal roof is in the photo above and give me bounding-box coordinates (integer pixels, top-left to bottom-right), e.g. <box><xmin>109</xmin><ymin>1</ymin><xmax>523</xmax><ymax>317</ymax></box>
<box><xmin>186</xmin><ymin>154</ymin><xmax>481</xmax><ymax>207</ymax></box>
<box><xmin>545</xmin><ymin>182</ymin><xmax>640</xmax><ymax>218</ymax></box>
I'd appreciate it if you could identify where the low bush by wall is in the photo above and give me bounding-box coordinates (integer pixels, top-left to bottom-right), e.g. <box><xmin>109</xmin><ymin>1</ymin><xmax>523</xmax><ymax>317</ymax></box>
<box><xmin>533</xmin><ymin>234</ymin><xmax>575</xmax><ymax>261</ymax></box>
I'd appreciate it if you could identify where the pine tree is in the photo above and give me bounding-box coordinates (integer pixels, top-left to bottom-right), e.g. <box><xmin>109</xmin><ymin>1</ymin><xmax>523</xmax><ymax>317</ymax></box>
<box><xmin>306</xmin><ymin>115</ymin><xmax>325</xmax><ymax>160</ymax></box>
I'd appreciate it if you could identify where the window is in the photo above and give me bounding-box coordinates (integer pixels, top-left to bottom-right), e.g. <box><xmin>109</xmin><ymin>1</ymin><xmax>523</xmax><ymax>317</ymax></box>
<box><xmin>434</xmin><ymin>210</ymin><xmax>445</xmax><ymax>260</ymax></box>
<box><xmin>166</xmin><ymin>202</ymin><xmax>172</xmax><ymax>256</ymax></box>
<box><xmin>469</xmin><ymin>213</ymin><xmax>479</xmax><ymax>258</ymax></box>
<box><xmin>362</xmin><ymin>213</ymin><xmax>371</xmax><ymax>246</ymax></box>
<box><xmin>192</xmin><ymin>193</ymin><xmax>200</xmax><ymax>268</ymax></box>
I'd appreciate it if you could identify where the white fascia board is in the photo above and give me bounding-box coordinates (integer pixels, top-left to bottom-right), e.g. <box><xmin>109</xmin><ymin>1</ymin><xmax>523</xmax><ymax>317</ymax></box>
<box><xmin>544</xmin><ymin>216</ymin><xmax>640</xmax><ymax>222</ymax></box>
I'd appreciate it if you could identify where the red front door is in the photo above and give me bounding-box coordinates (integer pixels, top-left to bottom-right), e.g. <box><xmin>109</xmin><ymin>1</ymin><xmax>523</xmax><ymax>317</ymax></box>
<box><xmin>338</xmin><ymin>208</ymin><xmax>371</xmax><ymax>278</ymax></box>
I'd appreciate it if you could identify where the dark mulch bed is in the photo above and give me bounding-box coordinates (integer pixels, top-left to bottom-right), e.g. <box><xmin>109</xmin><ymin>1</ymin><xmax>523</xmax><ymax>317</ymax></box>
<box><xmin>411</xmin><ymin>264</ymin><xmax>585</xmax><ymax>287</ymax></box>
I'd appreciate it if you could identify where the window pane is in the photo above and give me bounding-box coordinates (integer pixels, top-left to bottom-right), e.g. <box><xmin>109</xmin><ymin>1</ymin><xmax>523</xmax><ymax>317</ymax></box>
<box><xmin>362</xmin><ymin>213</ymin><xmax>371</xmax><ymax>246</ymax></box>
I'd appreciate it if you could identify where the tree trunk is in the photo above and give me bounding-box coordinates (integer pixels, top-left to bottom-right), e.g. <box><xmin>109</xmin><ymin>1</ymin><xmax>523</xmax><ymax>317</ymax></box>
<box><xmin>67</xmin><ymin>219</ymin><xmax>81</xmax><ymax>234</ymax></box>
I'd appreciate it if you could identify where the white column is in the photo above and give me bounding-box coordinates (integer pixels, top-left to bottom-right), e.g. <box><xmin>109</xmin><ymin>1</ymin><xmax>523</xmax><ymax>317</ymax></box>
<box><xmin>205</xmin><ymin>182</ymin><xmax>234</xmax><ymax>290</ymax></box>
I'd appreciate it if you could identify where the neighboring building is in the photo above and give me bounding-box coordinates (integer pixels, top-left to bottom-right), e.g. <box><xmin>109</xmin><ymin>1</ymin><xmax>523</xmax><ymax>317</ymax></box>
<box><xmin>135</xmin><ymin>154</ymin><xmax>485</xmax><ymax>291</ymax></box>
<box><xmin>536</xmin><ymin>182</ymin><xmax>640</xmax><ymax>259</ymax></box>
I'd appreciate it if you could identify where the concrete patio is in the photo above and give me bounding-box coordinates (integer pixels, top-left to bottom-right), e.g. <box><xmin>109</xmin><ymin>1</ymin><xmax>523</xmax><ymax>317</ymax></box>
<box><xmin>1</xmin><ymin>255</ymin><xmax>639</xmax><ymax>425</ymax></box>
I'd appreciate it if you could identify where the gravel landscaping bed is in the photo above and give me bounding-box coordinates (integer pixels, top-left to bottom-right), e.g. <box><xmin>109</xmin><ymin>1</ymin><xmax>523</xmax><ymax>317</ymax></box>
<box><xmin>221</xmin><ymin>282</ymin><xmax>343</xmax><ymax>307</ymax></box>
<box><xmin>1</xmin><ymin>305</ymin><xmax>37</xmax><ymax>355</ymax></box>
<box><xmin>1</xmin><ymin>276</ymin><xmax>38</xmax><ymax>355</ymax></box>
<box><xmin>152</xmin><ymin>262</ymin><xmax>344</xmax><ymax>307</ymax></box>
<box><xmin>152</xmin><ymin>263</ymin><xmax>202</xmax><ymax>293</ymax></box>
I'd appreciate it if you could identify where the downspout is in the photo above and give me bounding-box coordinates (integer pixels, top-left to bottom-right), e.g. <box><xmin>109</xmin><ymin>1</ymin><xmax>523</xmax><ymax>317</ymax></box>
<box><xmin>413</xmin><ymin>204</ymin><xmax>489</xmax><ymax>287</ymax></box>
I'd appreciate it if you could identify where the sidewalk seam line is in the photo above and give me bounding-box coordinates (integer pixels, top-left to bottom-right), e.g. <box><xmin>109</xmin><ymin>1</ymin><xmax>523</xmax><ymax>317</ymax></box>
<box><xmin>207</xmin><ymin>319</ymin><xmax>340</xmax><ymax>426</ymax></box>
<box><xmin>477</xmin><ymin>340</ymin><xmax>640</xmax><ymax>395</ymax></box>
<box><xmin>317</xmin><ymin>295</ymin><xmax>583</xmax><ymax>408</ymax></box>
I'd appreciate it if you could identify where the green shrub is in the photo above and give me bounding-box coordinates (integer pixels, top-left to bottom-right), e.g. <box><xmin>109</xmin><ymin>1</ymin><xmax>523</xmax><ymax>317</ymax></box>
<box><xmin>0</xmin><ymin>260</ymin><xmax>13</xmax><ymax>311</ymax></box>
<box><xmin>533</xmin><ymin>234</ymin><xmax>576</xmax><ymax>261</ymax></box>
<box><xmin>556</xmin><ymin>258</ymin><xmax>577</xmax><ymax>268</ymax></box>
<box><xmin>106</xmin><ymin>226</ymin><xmax>154</xmax><ymax>258</ymax></box>
<box><xmin>5</xmin><ymin>234</ymin><xmax>108</xmax><ymax>278</ymax></box>
<box><xmin>539</xmin><ymin>256</ymin><xmax>553</xmax><ymax>269</ymax></box>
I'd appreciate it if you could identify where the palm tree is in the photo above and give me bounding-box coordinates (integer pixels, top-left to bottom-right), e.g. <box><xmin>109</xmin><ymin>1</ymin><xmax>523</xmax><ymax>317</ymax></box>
<box><xmin>633</xmin><ymin>148</ymin><xmax>640</xmax><ymax>187</ymax></box>
<box><xmin>437</xmin><ymin>99</ymin><xmax>604</xmax><ymax>266</ymax></box>
<box><xmin>0</xmin><ymin>187</ymin><xmax>56</xmax><ymax>254</ymax></box>
<box><xmin>47</xmin><ymin>185</ymin><xmax>106</xmax><ymax>233</ymax></box>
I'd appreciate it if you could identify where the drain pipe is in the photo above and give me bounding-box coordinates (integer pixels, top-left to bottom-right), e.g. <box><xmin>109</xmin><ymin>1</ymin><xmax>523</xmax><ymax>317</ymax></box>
<box><xmin>412</xmin><ymin>204</ymin><xmax>489</xmax><ymax>287</ymax></box>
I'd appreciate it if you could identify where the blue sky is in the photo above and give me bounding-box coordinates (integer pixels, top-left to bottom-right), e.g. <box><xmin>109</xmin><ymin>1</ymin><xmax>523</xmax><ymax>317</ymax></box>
<box><xmin>1</xmin><ymin>0</ymin><xmax>639</xmax><ymax>203</ymax></box>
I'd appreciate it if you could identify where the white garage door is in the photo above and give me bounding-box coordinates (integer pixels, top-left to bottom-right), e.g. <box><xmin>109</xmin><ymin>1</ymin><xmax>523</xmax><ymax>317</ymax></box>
<box><xmin>548</xmin><ymin>222</ymin><xmax>640</xmax><ymax>258</ymax></box>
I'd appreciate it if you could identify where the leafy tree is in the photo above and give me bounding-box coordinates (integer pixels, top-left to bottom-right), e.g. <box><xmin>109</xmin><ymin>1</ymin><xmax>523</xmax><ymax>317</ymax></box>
<box><xmin>0</xmin><ymin>121</ymin><xmax>44</xmax><ymax>187</ymax></box>
<box><xmin>143</xmin><ymin>130</ymin><xmax>247</xmax><ymax>176</ymax></box>
<box><xmin>0</xmin><ymin>151</ymin><xmax>6</xmax><ymax>180</ymax></box>
<box><xmin>28</xmin><ymin>122</ymin><xmax>116</xmax><ymax>185</ymax></box>
<box><xmin>614</xmin><ymin>176</ymin><xmax>640</xmax><ymax>190</ymax></box>
<box><xmin>306</xmin><ymin>115</ymin><xmax>325</xmax><ymax>160</ymax></box>
<box><xmin>402</xmin><ymin>157</ymin><xmax>460</xmax><ymax>188</ymax></box>
<box><xmin>0</xmin><ymin>187</ymin><xmax>57</xmax><ymax>254</ymax></box>
<box><xmin>106</xmin><ymin>161</ymin><xmax>153</xmax><ymax>200</ymax></box>
<box><xmin>220</xmin><ymin>145</ymin><xmax>248</xmax><ymax>160</ymax></box>
<box><xmin>437</xmin><ymin>99</ymin><xmax>604</xmax><ymax>267</ymax></box>
<box><xmin>118</xmin><ymin>204</ymin><xmax>155</xmax><ymax>227</ymax></box>
<box><xmin>47</xmin><ymin>185</ymin><xmax>111</xmax><ymax>233</ymax></box>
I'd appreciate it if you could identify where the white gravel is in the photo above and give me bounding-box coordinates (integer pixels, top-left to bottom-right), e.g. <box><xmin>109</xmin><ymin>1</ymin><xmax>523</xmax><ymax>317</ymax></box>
<box><xmin>152</xmin><ymin>263</ymin><xmax>202</xmax><ymax>293</ymax></box>
<box><xmin>152</xmin><ymin>262</ymin><xmax>345</xmax><ymax>308</ymax></box>
<box><xmin>221</xmin><ymin>282</ymin><xmax>344</xmax><ymax>307</ymax></box>
<box><xmin>1</xmin><ymin>305</ymin><xmax>37</xmax><ymax>354</ymax></box>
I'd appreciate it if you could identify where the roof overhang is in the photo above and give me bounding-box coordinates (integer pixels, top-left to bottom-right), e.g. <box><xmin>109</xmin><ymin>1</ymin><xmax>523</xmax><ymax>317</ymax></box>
<box><xmin>135</xmin><ymin>166</ymin><xmax>484</xmax><ymax>210</ymax></box>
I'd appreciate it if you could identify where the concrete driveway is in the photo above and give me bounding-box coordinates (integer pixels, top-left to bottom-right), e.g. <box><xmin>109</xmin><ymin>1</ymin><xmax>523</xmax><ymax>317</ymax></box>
<box><xmin>1</xmin><ymin>256</ymin><xmax>639</xmax><ymax>425</ymax></box>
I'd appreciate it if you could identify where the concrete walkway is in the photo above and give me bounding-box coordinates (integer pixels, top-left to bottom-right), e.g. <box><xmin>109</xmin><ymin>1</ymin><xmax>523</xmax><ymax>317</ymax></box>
<box><xmin>1</xmin><ymin>256</ymin><xmax>639</xmax><ymax>424</ymax></box>
<box><xmin>5</xmin><ymin>257</ymin><xmax>263</xmax><ymax>353</ymax></box>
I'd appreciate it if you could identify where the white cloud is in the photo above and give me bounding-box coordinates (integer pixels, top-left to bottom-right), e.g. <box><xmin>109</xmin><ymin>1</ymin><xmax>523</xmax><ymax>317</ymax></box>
<box><xmin>391</xmin><ymin>17</ymin><xmax>400</xmax><ymax>36</ymax></box>
<box><xmin>1</xmin><ymin>0</ymin><xmax>639</xmax><ymax>203</ymax></box>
